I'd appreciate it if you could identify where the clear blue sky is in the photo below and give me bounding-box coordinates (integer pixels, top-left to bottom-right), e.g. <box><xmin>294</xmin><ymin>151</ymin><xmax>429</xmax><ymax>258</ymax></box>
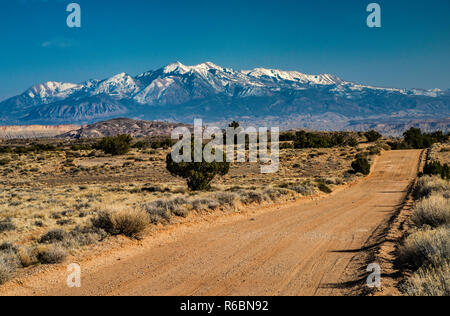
<box><xmin>1</xmin><ymin>0</ymin><xmax>449</xmax><ymax>101</ymax></box>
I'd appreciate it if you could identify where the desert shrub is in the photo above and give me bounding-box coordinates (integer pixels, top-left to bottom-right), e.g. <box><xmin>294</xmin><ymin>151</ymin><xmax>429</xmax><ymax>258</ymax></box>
<box><xmin>351</xmin><ymin>157</ymin><xmax>371</xmax><ymax>175</ymax></box>
<box><xmin>290</xmin><ymin>184</ymin><xmax>316</xmax><ymax>196</ymax></box>
<box><xmin>398</xmin><ymin>226</ymin><xmax>450</xmax><ymax>270</ymax></box>
<box><xmin>403</xmin><ymin>128</ymin><xmax>448</xmax><ymax>149</ymax></box>
<box><xmin>68</xmin><ymin>226</ymin><xmax>107</xmax><ymax>247</ymax></box>
<box><xmin>263</xmin><ymin>188</ymin><xmax>290</xmax><ymax>201</ymax></box>
<box><xmin>401</xmin><ymin>261</ymin><xmax>450</xmax><ymax>296</ymax></box>
<box><xmin>279</xmin><ymin>132</ymin><xmax>296</xmax><ymax>142</ymax></box>
<box><xmin>387</xmin><ymin>141</ymin><xmax>411</xmax><ymax>150</ymax></box>
<box><xmin>92</xmin><ymin>207</ymin><xmax>149</xmax><ymax>239</ymax></box>
<box><xmin>367</xmin><ymin>145</ymin><xmax>382</xmax><ymax>156</ymax></box>
<box><xmin>0</xmin><ymin>146</ymin><xmax>12</xmax><ymax>154</ymax></box>
<box><xmin>95</xmin><ymin>134</ymin><xmax>132</xmax><ymax>156</ymax></box>
<box><xmin>280</xmin><ymin>142</ymin><xmax>294</xmax><ymax>149</ymax></box>
<box><xmin>414</xmin><ymin>176</ymin><xmax>449</xmax><ymax>199</ymax></box>
<box><xmin>364</xmin><ymin>130</ymin><xmax>382</xmax><ymax>142</ymax></box>
<box><xmin>166</xmin><ymin>144</ymin><xmax>230</xmax><ymax>191</ymax></box>
<box><xmin>0</xmin><ymin>259</ymin><xmax>12</xmax><ymax>285</ymax></box>
<box><xmin>144</xmin><ymin>198</ymin><xmax>189</xmax><ymax>223</ymax></box>
<box><xmin>146</xmin><ymin>208</ymin><xmax>172</xmax><ymax>224</ymax></box>
<box><xmin>423</xmin><ymin>161</ymin><xmax>450</xmax><ymax>180</ymax></box>
<box><xmin>317</xmin><ymin>182</ymin><xmax>332</xmax><ymax>194</ymax></box>
<box><xmin>70</xmin><ymin>143</ymin><xmax>93</xmax><ymax>151</ymax></box>
<box><xmin>294</xmin><ymin>131</ymin><xmax>331</xmax><ymax>149</ymax></box>
<box><xmin>150</xmin><ymin>138</ymin><xmax>174</xmax><ymax>149</ymax></box>
<box><xmin>355</xmin><ymin>152</ymin><xmax>369</xmax><ymax>160</ymax></box>
<box><xmin>132</xmin><ymin>141</ymin><xmax>149</xmax><ymax>149</ymax></box>
<box><xmin>241</xmin><ymin>191</ymin><xmax>265</xmax><ymax>204</ymax></box>
<box><xmin>0</xmin><ymin>243</ymin><xmax>16</xmax><ymax>252</ymax></box>
<box><xmin>141</xmin><ymin>185</ymin><xmax>167</xmax><ymax>193</ymax></box>
<box><xmin>412</xmin><ymin>194</ymin><xmax>450</xmax><ymax>228</ymax></box>
<box><xmin>36</xmin><ymin>245</ymin><xmax>67</xmax><ymax>264</ymax></box>
<box><xmin>347</xmin><ymin>137</ymin><xmax>359</xmax><ymax>147</ymax></box>
<box><xmin>0</xmin><ymin>218</ymin><xmax>15</xmax><ymax>233</ymax></box>
<box><xmin>294</xmin><ymin>131</ymin><xmax>357</xmax><ymax>149</ymax></box>
<box><xmin>214</xmin><ymin>192</ymin><xmax>240</xmax><ymax>208</ymax></box>
<box><xmin>192</xmin><ymin>198</ymin><xmax>220</xmax><ymax>211</ymax></box>
<box><xmin>0</xmin><ymin>158</ymin><xmax>10</xmax><ymax>166</ymax></box>
<box><xmin>17</xmin><ymin>248</ymin><xmax>33</xmax><ymax>268</ymax></box>
<box><xmin>39</xmin><ymin>229</ymin><xmax>68</xmax><ymax>244</ymax></box>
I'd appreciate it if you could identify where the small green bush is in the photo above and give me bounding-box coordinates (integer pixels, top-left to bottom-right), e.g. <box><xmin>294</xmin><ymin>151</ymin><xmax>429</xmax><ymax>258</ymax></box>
<box><xmin>132</xmin><ymin>141</ymin><xmax>149</xmax><ymax>149</ymax></box>
<box><xmin>317</xmin><ymin>182</ymin><xmax>332</xmax><ymax>194</ymax></box>
<box><xmin>96</xmin><ymin>134</ymin><xmax>132</xmax><ymax>156</ymax></box>
<box><xmin>0</xmin><ymin>219</ymin><xmax>15</xmax><ymax>233</ymax></box>
<box><xmin>364</xmin><ymin>130</ymin><xmax>382</xmax><ymax>142</ymax></box>
<box><xmin>39</xmin><ymin>229</ymin><xmax>68</xmax><ymax>244</ymax></box>
<box><xmin>351</xmin><ymin>157</ymin><xmax>371</xmax><ymax>175</ymax></box>
<box><xmin>423</xmin><ymin>161</ymin><xmax>450</xmax><ymax>180</ymax></box>
<box><xmin>166</xmin><ymin>145</ymin><xmax>230</xmax><ymax>191</ymax></box>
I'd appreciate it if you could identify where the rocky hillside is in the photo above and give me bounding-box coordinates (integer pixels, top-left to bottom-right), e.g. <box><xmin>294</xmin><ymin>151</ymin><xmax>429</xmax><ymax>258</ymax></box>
<box><xmin>58</xmin><ymin>118</ymin><xmax>190</xmax><ymax>139</ymax></box>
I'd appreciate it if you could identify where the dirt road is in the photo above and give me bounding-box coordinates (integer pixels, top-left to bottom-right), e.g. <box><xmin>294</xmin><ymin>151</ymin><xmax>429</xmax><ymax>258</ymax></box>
<box><xmin>1</xmin><ymin>150</ymin><xmax>422</xmax><ymax>296</ymax></box>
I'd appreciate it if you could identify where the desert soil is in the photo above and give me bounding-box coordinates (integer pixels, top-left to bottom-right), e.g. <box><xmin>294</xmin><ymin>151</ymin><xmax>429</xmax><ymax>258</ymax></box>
<box><xmin>0</xmin><ymin>150</ymin><xmax>422</xmax><ymax>296</ymax></box>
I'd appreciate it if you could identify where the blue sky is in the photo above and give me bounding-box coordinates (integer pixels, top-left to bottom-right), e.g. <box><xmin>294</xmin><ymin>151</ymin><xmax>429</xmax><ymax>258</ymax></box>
<box><xmin>0</xmin><ymin>0</ymin><xmax>449</xmax><ymax>101</ymax></box>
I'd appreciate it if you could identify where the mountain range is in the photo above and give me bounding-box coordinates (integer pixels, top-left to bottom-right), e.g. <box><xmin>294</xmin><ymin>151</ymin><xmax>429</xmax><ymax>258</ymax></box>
<box><xmin>1</xmin><ymin>61</ymin><xmax>449</xmax><ymax>133</ymax></box>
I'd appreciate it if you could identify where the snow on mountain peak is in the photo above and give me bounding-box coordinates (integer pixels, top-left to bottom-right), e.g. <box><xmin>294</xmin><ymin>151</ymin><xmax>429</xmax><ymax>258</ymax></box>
<box><xmin>15</xmin><ymin>61</ymin><xmax>445</xmax><ymax>108</ymax></box>
<box><xmin>163</xmin><ymin>61</ymin><xmax>190</xmax><ymax>74</ymax></box>
<box><xmin>27</xmin><ymin>81</ymin><xmax>81</xmax><ymax>100</ymax></box>
<box><xmin>243</xmin><ymin>68</ymin><xmax>342</xmax><ymax>85</ymax></box>
<box><xmin>94</xmin><ymin>73</ymin><xmax>138</xmax><ymax>97</ymax></box>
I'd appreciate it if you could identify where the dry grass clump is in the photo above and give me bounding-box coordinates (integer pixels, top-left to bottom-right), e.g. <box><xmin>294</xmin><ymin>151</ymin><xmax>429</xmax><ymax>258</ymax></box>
<box><xmin>214</xmin><ymin>192</ymin><xmax>240</xmax><ymax>209</ymax></box>
<box><xmin>398</xmin><ymin>226</ymin><xmax>449</xmax><ymax>270</ymax></box>
<box><xmin>263</xmin><ymin>188</ymin><xmax>292</xmax><ymax>201</ymax></box>
<box><xmin>0</xmin><ymin>218</ymin><xmax>15</xmax><ymax>233</ymax></box>
<box><xmin>279</xmin><ymin>183</ymin><xmax>316</xmax><ymax>196</ymax></box>
<box><xmin>145</xmin><ymin>197</ymin><xmax>189</xmax><ymax>223</ymax></box>
<box><xmin>92</xmin><ymin>207</ymin><xmax>149</xmax><ymax>238</ymax></box>
<box><xmin>414</xmin><ymin>176</ymin><xmax>450</xmax><ymax>199</ymax></box>
<box><xmin>412</xmin><ymin>194</ymin><xmax>450</xmax><ymax>228</ymax></box>
<box><xmin>191</xmin><ymin>198</ymin><xmax>220</xmax><ymax>212</ymax></box>
<box><xmin>401</xmin><ymin>261</ymin><xmax>450</xmax><ymax>296</ymax></box>
<box><xmin>400</xmin><ymin>175</ymin><xmax>450</xmax><ymax>296</ymax></box>
<box><xmin>39</xmin><ymin>229</ymin><xmax>68</xmax><ymax>244</ymax></box>
<box><xmin>35</xmin><ymin>244</ymin><xmax>67</xmax><ymax>264</ymax></box>
<box><xmin>0</xmin><ymin>260</ymin><xmax>11</xmax><ymax>285</ymax></box>
<box><xmin>0</xmin><ymin>245</ymin><xmax>21</xmax><ymax>284</ymax></box>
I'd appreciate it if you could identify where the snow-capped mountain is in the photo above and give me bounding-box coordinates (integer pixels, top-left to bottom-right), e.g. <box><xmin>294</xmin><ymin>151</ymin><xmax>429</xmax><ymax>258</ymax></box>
<box><xmin>0</xmin><ymin>61</ymin><xmax>448</xmax><ymax>131</ymax></box>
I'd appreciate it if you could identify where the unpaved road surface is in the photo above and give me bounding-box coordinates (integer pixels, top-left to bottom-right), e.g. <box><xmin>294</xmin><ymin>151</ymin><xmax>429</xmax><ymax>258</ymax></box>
<box><xmin>1</xmin><ymin>150</ymin><xmax>421</xmax><ymax>296</ymax></box>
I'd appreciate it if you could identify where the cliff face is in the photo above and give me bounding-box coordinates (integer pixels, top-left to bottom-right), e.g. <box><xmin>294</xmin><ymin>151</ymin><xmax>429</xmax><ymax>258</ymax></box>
<box><xmin>0</xmin><ymin>124</ymin><xmax>80</xmax><ymax>139</ymax></box>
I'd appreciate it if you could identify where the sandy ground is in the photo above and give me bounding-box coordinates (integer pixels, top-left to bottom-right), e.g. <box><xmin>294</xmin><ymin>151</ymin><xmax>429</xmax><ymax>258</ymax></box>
<box><xmin>0</xmin><ymin>150</ymin><xmax>421</xmax><ymax>296</ymax></box>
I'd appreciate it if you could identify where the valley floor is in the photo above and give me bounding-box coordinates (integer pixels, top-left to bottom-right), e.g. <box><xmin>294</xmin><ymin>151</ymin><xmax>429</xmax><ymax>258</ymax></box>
<box><xmin>0</xmin><ymin>150</ymin><xmax>422</xmax><ymax>296</ymax></box>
